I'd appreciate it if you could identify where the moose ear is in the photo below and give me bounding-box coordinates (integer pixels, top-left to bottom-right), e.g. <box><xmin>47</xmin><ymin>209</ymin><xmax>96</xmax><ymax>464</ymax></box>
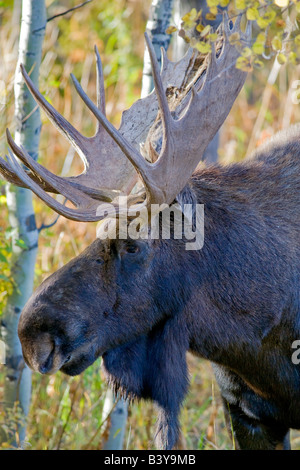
<box><xmin>102</xmin><ymin>316</ymin><xmax>190</xmax><ymax>450</ymax></box>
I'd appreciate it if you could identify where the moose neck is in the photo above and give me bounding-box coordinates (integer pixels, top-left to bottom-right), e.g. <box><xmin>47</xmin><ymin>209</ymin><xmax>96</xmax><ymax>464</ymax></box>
<box><xmin>181</xmin><ymin>162</ymin><xmax>295</xmax><ymax>377</ymax></box>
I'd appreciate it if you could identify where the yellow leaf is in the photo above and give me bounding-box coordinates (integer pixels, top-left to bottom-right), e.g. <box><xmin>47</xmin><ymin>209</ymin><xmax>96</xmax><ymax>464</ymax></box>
<box><xmin>182</xmin><ymin>8</ymin><xmax>197</xmax><ymax>23</ymax></box>
<box><xmin>236</xmin><ymin>56</ymin><xmax>252</xmax><ymax>72</ymax></box>
<box><xmin>257</xmin><ymin>17</ymin><xmax>269</xmax><ymax>28</ymax></box>
<box><xmin>236</xmin><ymin>0</ymin><xmax>246</xmax><ymax>9</ymax></box>
<box><xmin>241</xmin><ymin>47</ymin><xmax>252</xmax><ymax>57</ymax></box>
<box><xmin>252</xmin><ymin>42</ymin><xmax>264</xmax><ymax>55</ymax></box>
<box><xmin>256</xmin><ymin>33</ymin><xmax>266</xmax><ymax>44</ymax></box>
<box><xmin>200</xmin><ymin>25</ymin><xmax>211</xmax><ymax>37</ymax></box>
<box><xmin>207</xmin><ymin>33</ymin><xmax>218</xmax><ymax>42</ymax></box>
<box><xmin>277</xmin><ymin>52</ymin><xmax>287</xmax><ymax>64</ymax></box>
<box><xmin>289</xmin><ymin>51</ymin><xmax>297</xmax><ymax>64</ymax></box>
<box><xmin>246</xmin><ymin>7</ymin><xmax>259</xmax><ymax>20</ymax></box>
<box><xmin>264</xmin><ymin>9</ymin><xmax>276</xmax><ymax>22</ymax></box>
<box><xmin>209</xmin><ymin>6</ymin><xmax>218</xmax><ymax>15</ymax></box>
<box><xmin>166</xmin><ymin>26</ymin><xmax>178</xmax><ymax>34</ymax></box>
<box><xmin>254</xmin><ymin>58</ymin><xmax>264</xmax><ymax>69</ymax></box>
<box><xmin>196</xmin><ymin>23</ymin><xmax>204</xmax><ymax>32</ymax></box>
<box><xmin>272</xmin><ymin>36</ymin><xmax>282</xmax><ymax>51</ymax></box>
<box><xmin>205</xmin><ymin>12</ymin><xmax>217</xmax><ymax>21</ymax></box>
<box><xmin>182</xmin><ymin>8</ymin><xmax>198</xmax><ymax>29</ymax></box>
<box><xmin>194</xmin><ymin>41</ymin><xmax>212</xmax><ymax>53</ymax></box>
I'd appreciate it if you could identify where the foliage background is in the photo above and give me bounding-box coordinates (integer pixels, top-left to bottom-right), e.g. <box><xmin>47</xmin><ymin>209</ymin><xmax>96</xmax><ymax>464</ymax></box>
<box><xmin>0</xmin><ymin>0</ymin><xmax>300</xmax><ymax>450</ymax></box>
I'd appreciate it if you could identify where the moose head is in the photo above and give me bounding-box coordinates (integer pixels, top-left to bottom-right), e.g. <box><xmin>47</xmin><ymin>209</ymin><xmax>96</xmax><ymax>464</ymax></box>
<box><xmin>5</xmin><ymin>15</ymin><xmax>297</xmax><ymax>451</ymax></box>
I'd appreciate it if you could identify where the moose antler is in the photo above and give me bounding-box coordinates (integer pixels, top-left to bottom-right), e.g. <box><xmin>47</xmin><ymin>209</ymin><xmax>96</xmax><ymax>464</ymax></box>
<box><xmin>0</xmin><ymin>14</ymin><xmax>251</xmax><ymax>220</ymax></box>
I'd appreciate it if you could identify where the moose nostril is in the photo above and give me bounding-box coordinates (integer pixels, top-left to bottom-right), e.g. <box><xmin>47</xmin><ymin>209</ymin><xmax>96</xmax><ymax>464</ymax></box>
<box><xmin>39</xmin><ymin>346</ymin><xmax>55</xmax><ymax>374</ymax></box>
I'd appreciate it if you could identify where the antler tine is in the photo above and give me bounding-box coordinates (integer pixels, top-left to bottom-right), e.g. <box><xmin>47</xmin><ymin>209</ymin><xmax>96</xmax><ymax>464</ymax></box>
<box><xmin>144</xmin><ymin>33</ymin><xmax>172</xmax><ymax>147</ymax></box>
<box><xmin>6</xmin><ymin>147</ymin><xmax>139</xmax><ymax>222</ymax></box>
<box><xmin>0</xmin><ymin>154</ymin><xmax>30</xmax><ymax>188</ymax></box>
<box><xmin>70</xmin><ymin>73</ymin><xmax>153</xmax><ymax>187</ymax></box>
<box><xmin>223</xmin><ymin>9</ymin><xmax>232</xmax><ymax>36</ymax></box>
<box><xmin>244</xmin><ymin>17</ymin><xmax>252</xmax><ymax>41</ymax></box>
<box><xmin>94</xmin><ymin>45</ymin><xmax>106</xmax><ymax>115</ymax></box>
<box><xmin>20</xmin><ymin>64</ymin><xmax>90</xmax><ymax>168</ymax></box>
<box><xmin>6</xmin><ymin>129</ymin><xmax>88</xmax><ymax>208</ymax></box>
<box><xmin>233</xmin><ymin>12</ymin><xmax>243</xmax><ymax>31</ymax></box>
<box><xmin>6</xmin><ymin>149</ymin><xmax>88</xmax><ymax>220</ymax></box>
<box><xmin>0</xmin><ymin>133</ymin><xmax>67</xmax><ymax>194</ymax></box>
<box><xmin>138</xmin><ymin>14</ymin><xmax>251</xmax><ymax>206</ymax></box>
<box><xmin>6</xmin><ymin>128</ymin><xmax>120</xmax><ymax>201</ymax></box>
<box><xmin>1</xmin><ymin>23</ymin><xmax>250</xmax><ymax>221</ymax></box>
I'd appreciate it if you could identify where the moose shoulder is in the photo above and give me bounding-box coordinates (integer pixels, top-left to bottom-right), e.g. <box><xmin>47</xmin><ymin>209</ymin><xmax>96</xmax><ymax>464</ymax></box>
<box><xmin>1</xmin><ymin>16</ymin><xmax>300</xmax><ymax>450</ymax></box>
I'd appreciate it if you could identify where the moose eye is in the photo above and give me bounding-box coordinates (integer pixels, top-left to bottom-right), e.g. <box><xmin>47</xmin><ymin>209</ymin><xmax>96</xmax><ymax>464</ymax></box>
<box><xmin>124</xmin><ymin>243</ymin><xmax>140</xmax><ymax>255</ymax></box>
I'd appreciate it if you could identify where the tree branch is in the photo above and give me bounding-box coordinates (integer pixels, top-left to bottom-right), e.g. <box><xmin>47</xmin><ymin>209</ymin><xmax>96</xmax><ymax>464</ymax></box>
<box><xmin>47</xmin><ymin>0</ymin><xmax>93</xmax><ymax>23</ymax></box>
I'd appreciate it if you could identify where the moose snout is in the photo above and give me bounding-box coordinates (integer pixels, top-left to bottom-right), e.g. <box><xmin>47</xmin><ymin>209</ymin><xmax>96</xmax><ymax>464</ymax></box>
<box><xmin>20</xmin><ymin>331</ymin><xmax>71</xmax><ymax>375</ymax></box>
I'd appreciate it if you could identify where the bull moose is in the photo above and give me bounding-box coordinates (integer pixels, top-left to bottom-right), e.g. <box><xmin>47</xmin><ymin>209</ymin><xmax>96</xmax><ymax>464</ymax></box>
<box><xmin>1</xmin><ymin>14</ymin><xmax>300</xmax><ymax>450</ymax></box>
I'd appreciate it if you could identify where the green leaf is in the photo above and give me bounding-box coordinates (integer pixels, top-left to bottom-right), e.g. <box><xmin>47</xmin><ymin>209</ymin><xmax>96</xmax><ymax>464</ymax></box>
<box><xmin>194</xmin><ymin>41</ymin><xmax>212</xmax><ymax>53</ymax></box>
<box><xmin>288</xmin><ymin>51</ymin><xmax>297</xmax><ymax>64</ymax></box>
<box><xmin>207</xmin><ymin>33</ymin><xmax>218</xmax><ymax>42</ymax></box>
<box><xmin>256</xmin><ymin>32</ymin><xmax>266</xmax><ymax>44</ymax></box>
<box><xmin>247</xmin><ymin>7</ymin><xmax>259</xmax><ymax>21</ymax></box>
<box><xmin>253</xmin><ymin>58</ymin><xmax>264</xmax><ymax>69</ymax></box>
<box><xmin>235</xmin><ymin>0</ymin><xmax>246</xmax><ymax>9</ymax></box>
<box><xmin>264</xmin><ymin>9</ymin><xmax>276</xmax><ymax>23</ymax></box>
<box><xmin>257</xmin><ymin>16</ymin><xmax>269</xmax><ymax>28</ymax></box>
<box><xmin>207</xmin><ymin>0</ymin><xmax>219</xmax><ymax>6</ymax></box>
<box><xmin>15</xmin><ymin>239</ymin><xmax>28</xmax><ymax>250</ymax></box>
<box><xmin>272</xmin><ymin>36</ymin><xmax>282</xmax><ymax>51</ymax></box>
<box><xmin>241</xmin><ymin>47</ymin><xmax>253</xmax><ymax>57</ymax></box>
<box><xmin>252</xmin><ymin>42</ymin><xmax>264</xmax><ymax>55</ymax></box>
<box><xmin>295</xmin><ymin>34</ymin><xmax>300</xmax><ymax>46</ymax></box>
<box><xmin>277</xmin><ymin>52</ymin><xmax>287</xmax><ymax>64</ymax></box>
<box><xmin>252</xmin><ymin>32</ymin><xmax>265</xmax><ymax>55</ymax></box>
<box><xmin>182</xmin><ymin>8</ymin><xmax>198</xmax><ymax>26</ymax></box>
<box><xmin>236</xmin><ymin>56</ymin><xmax>252</xmax><ymax>72</ymax></box>
<box><xmin>200</xmin><ymin>25</ymin><xmax>211</xmax><ymax>37</ymax></box>
<box><xmin>49</xmin><ymin>80</ymin><xmax>61</xmax><ymax>88</ymax></box>
<box><xmin>0</xmin><ymin>252</ymin><xmax>8</xmax><ymax>263</ymax></box>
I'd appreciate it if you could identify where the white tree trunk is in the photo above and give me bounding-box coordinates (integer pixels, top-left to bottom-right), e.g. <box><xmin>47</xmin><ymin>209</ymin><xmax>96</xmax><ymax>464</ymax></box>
<box><xmin>1</xmin><ymin>0</ymin><xmax>46</xmax><ymax>448</ymax></box>
<box><xmin>141</xmin><ymin>0</ymin><xmax>174</xmax><ymax>97</ymax></box>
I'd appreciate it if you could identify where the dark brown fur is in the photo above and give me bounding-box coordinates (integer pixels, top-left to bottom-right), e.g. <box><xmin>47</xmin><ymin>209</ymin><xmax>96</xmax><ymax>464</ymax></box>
<box><xmin>18</xmin><ymin>124</ymin><xmax>300</xmax><ymax>449</ymax></box>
